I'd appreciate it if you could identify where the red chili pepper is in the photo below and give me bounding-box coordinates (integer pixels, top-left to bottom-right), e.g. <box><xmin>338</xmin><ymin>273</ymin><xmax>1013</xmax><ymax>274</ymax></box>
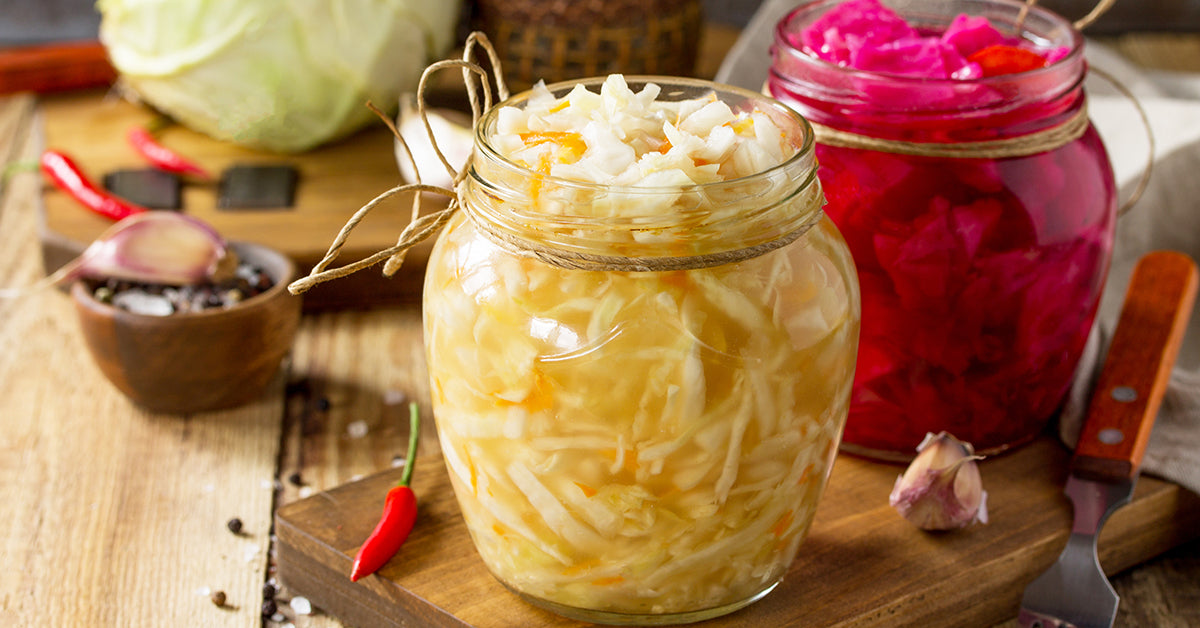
<box><xmin>39</xmin><ymin>150</ymin><xmax>148</xmax><ymax>221</ymax></box>
<box><xmin>127</xmin><ymin>126</ymin><xmax>211</xmax><ymax>179</ymax></box>
<box><xmin>349</xmin><ymin>403</ymin><xmax>421</xmax><ymax>582</ymax></box>
<box><xmin>967</xmin><ymin>45</ymin><xmax>1048</xmax><ymax>77</ymax></box>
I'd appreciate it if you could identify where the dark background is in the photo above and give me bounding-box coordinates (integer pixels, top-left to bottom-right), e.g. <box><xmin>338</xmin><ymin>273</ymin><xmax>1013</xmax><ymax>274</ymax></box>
<box><xmin>1</xmin><ymin>1</ymin><xmax>1198</xmax><ymax>48</ymax></box>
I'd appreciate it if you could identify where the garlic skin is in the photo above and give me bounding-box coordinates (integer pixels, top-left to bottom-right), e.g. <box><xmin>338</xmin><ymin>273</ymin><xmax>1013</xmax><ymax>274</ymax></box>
<box><xmin>889</xmin><ymin>432</ymin><xmax>988</xmax><ymax>531</ymax></box>
<box><xmin>52</xmin><ymin>212</ymin><xmax>233</xmax><ymax>287</ymax></box>
<box><xmin>394</xmin><ymin>94</ymin><xmax>474</xmax><ymax>190</ymax></box>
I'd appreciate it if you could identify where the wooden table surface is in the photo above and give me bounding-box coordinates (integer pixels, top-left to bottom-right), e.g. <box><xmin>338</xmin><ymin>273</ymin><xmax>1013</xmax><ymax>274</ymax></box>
<box><xmin>2</xmin><ymin>24</ymin><xmax>1200</xmax><ymax>628</ymax></box>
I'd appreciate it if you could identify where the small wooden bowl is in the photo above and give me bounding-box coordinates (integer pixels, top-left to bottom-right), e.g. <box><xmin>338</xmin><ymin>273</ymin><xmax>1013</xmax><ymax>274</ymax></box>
<box><xmin>71</xmin><ymin>242</ymin><xmax>302</xmax><ymax>414</ymax></box>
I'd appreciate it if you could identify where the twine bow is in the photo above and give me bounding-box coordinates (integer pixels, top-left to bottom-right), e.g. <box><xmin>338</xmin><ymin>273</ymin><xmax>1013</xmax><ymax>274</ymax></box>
<box><xmin>288</xmin><ymin>32</ymin><xmax>509</xmax><ymax>295</ymax></box>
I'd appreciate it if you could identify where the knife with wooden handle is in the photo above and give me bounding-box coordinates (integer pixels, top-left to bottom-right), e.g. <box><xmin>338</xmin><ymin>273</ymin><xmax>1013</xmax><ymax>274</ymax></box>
<box><xmin>1017</xmin><ymin>250</ymin><xmax>1198</xmax><ymax>628</ymax></box>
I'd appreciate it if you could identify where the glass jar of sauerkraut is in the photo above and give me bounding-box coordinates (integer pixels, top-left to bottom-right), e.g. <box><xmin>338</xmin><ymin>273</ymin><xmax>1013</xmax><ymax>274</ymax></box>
<box><xmin>768</xmin><ymin>0</ymin><xmax>1117</xmax><ymax>459</ymax></box>
<box><xmin>423</xmin><ymin>76</ymin><xmax>860</xmax><ymax>624</ymax></box>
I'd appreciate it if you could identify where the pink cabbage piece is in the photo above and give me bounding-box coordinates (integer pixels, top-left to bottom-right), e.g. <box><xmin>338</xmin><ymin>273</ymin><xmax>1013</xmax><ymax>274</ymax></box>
<box><xmin>799</xmin><ymin>0</ymin><xmax>918</xmax><ymax>66</ymax></box>
<box><xmin>815</xmin><ymin>133</ymin><xmax>1114</xmax><ymax>454</ymax></box>
<box><xmin>940</xmin><ymin>14</ymin><xmax>1006</xmax><ymax>57</ymax></box>
<box><xmin>797</xmin><ymin>0</ymin><xmax>1064</xmax><ymax>80</ymax></box>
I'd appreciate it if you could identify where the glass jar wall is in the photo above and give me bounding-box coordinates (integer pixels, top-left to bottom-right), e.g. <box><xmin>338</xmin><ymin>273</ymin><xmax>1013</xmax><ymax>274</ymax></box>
<box><xmin>422</xmin><ymin>77</ymin><xmax>860</xmax><ymax>624</ymax></box>
<box><xmin>768</xmin><ymin>0</ymin><xmax>1116</xmax><ymax>459</ymax></box>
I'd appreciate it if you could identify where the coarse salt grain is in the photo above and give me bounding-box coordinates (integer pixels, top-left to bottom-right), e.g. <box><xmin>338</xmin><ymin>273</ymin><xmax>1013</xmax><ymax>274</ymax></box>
<box><xmin>346</xmin><ymin>420</ymin><xmax>369</xmax><ymax>439</ymax></box>
<box><xmin>290</xmin><ymin>596</ymin><xmax>313</xmax><ymax>615</ymax></box>
<box><xmin>111</xmin><ymin>290</ymin><xmax>174</xmax><ymax>316</ymax></box>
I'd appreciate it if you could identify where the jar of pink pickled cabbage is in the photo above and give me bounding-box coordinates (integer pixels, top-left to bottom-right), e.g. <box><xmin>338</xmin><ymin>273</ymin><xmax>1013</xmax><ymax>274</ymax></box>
<box><xmin>423</xmin><ymin>76</ymin><xmax>860</xmax><ymax>624</ymax></box>
<box><xmin>768</xmin><ymin>0</ymin><xmax>1117</xmax><ymax>459</ymax></box>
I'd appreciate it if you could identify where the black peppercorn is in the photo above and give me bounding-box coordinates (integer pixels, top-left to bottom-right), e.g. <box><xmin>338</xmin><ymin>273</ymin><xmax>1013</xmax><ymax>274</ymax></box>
<box><xmin>262</xmin><ymin>600</ymin><xmax>277</xmax><ymax>616</ymax></box>
<box><xmin>226</xmin><ymin>517</ymin><xmax>243</xmax><ymax>534</ymax></box>
<box><xmin>210</xmin><ymin>590</ymin><xmax>227</xmax><ymax>607</ymax></box>
<box><xmin>262</xmin><ymin>582</ymin><xmax>276</xmax><ymax>600</ymax></box>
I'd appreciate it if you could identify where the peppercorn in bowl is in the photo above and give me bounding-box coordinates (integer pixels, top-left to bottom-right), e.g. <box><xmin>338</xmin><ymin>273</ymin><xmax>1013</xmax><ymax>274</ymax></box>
<box><xmin>71</xmin><ymin>241</ymin><xmax>301</xmax><ymax>414</ymax></box>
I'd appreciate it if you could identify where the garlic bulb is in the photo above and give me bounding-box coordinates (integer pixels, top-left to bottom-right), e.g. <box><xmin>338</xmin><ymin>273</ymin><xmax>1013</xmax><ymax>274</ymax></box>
<box><xmin>889</xmin><ymin>432</ymin><xmax>988</xmax><ymax>531</ymax></box>
<box><xmin>394</xmin><ymin>94</ymin><xmax>474</xmax><ymax>190</ymax></box>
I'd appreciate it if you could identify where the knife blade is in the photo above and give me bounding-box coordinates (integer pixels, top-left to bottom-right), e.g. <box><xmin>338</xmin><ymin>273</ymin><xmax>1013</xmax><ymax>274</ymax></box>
<box><xmin>1017</xmin><ymin>250</ymin><xmax>1198</xmax><ymax>628</ymax></box>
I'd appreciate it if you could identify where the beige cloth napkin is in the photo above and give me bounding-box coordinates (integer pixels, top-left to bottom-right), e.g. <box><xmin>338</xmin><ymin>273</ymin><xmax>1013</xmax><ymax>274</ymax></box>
<box><xmin>717</xmin><ymin>1</ymin><xmax>1200</xmax><ymax>495</ymax></box>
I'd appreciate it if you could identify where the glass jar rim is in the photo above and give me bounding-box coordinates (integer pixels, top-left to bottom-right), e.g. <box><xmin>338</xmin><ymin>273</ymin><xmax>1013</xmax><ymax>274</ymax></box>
<box><xmin>471</xmin><ymin>75</ymin><xmax>818</xmax><ymax>196</ymax></box>
<box><xmin>772</xmin><ymin>0</ymin><xmax>1085</xmax><ymax>88</ymax></box>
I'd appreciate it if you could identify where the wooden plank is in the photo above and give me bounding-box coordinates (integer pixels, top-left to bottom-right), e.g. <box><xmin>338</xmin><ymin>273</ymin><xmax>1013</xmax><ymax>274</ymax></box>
<box><xmin>1100</xmin><ymin>33</ymin><xmax>1200</xmax><ymax>72</ymax></box>
<box><xmin>0</xmin><ymin>93</ymin><xmax>283</xmax><ymax>627</ymax></box>
<box><xmin>275</xmin><ymin>433</ymin><xmax>1200</xmax><ymax>628</ymax></box>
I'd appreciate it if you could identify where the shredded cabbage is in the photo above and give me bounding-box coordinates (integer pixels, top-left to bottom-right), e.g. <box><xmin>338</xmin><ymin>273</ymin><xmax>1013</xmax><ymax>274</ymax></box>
<box><xmin>424</xmin><ymin>77</ymin><xmax>860</xmax><ymax>616</ymax></box>
<box><xmin>97</xmin><ymin>0</ymin><xmax>462</xmax><ymax>152</ymax></box>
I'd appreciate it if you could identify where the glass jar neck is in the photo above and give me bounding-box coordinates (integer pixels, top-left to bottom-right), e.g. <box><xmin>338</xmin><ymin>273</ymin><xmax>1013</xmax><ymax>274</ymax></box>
<box><xmin>462</xmin><ymin>78</ymin><xmax>826</xmax><ymax>269</ymax></box>
<box><xmin>768</xmin><ymin>0</ymin><xmax>1087</xmax><ymax>144</ymax></box>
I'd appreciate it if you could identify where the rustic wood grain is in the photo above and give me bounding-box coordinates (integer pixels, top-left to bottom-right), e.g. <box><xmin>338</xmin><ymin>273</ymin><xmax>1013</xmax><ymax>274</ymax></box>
<box><xmin>275</xmin><ymin>435</ymin><xmax>1200</xmax><ymax>628</ymax></box>
<box><xmin>0</xmin><ymin>92</ymin><xmax>284</xmax><ymax>626</ymax></box>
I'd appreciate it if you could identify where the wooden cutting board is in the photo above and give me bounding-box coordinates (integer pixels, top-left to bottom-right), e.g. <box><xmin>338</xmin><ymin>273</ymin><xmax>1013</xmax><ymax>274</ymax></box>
<box><xmin>36</xmin><ymin>90</ymin><xmax>444</xmax><ymax>311</ymax></box>
<box><xmin>275</xmin><ymin>434</ymin><xmax>1200</xmax><ymax>627</ymax></box>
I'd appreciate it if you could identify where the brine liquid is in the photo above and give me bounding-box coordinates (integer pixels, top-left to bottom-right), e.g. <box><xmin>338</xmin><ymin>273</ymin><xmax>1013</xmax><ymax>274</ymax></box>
<box><xmin>423</xmin><ymin>213</ymin><xmax>859</xmax><ymax>618</ymax></box>
<box><xmin>817</xmin><ymin>130</ymin><xmax>1114</xmax><ymax>457</ymax></box>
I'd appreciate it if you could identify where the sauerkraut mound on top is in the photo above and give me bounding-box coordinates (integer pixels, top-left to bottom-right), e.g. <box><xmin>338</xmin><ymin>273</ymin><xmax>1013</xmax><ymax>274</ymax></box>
<box><xmin>490</xmin><ymin>75</ymin><xmax>796</xmax><ymax>191</ymax></box>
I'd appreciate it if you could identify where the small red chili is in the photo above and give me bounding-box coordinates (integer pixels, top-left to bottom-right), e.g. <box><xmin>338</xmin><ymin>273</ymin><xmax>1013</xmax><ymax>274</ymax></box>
<box><xmin>349</xmin><ymin>402</ymin><xmax>421</xmax><ymax>582</ymax></box>
<box><xmin>128</xmin><ymin>125</ymin><xmax>211</xmax><ymax>179</ymax></box>
<box><xmin>967</xmin><ymin>44</ymin><xmax>1048</xmax><ymax>77</ymax></box>
<box><xmin>40</xmin><ymin>150</ymin><xmax>148</xmax><ymax>221</ymax></box>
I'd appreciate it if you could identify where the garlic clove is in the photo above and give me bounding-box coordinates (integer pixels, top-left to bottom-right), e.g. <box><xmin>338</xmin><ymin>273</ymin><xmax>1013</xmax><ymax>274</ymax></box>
<box><xmin>55</xmin><ymin>212</ymin><xmax>233</xmax><ymax>286</ymax></box>
<box><xmin>394</xmin><ymin>94</ymin><xmax>475</xmax><ymax>190</ymax></box>
<box><xmin>889</xmin><ymin>431</ymin><xmax>988</xmax><ymax>531</ymax></box>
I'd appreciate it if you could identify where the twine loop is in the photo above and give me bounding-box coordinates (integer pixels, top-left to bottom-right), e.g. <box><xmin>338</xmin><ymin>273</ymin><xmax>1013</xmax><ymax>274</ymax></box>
<box><xmin>810</xmin><ymin>106</ymin><xmax>1090</xmax><ymax>159</ymax></box>
<box><xmin>289</xmin><ymin>32</ymin><xmax>507</xmax><ymax>295</ymax></box>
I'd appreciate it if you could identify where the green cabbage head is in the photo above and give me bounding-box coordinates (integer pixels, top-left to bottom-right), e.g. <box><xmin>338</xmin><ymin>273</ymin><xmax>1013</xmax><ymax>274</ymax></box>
<box><xmin>98</xmin><ymin>0</ymin><xmax>462</xmax><ymax>153</ymax></box>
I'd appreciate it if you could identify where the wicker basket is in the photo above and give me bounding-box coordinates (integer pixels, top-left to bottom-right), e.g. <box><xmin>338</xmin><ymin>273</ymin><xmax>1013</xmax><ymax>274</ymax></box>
<box><xmin>473</xmin><ymin>0</ymin><xmax>704</xmax><ymax>90</ymax></box>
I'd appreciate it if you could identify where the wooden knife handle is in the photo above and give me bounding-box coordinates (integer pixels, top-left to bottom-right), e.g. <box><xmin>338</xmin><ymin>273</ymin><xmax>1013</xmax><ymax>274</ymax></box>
<box><xmin>1073</xmin><ymin>250</ymin><xmax>1198</xmax><ymax>481</ymax></box>
<box><xmin>0</xmin><ymin>41</ymin><xmax>117</xmax><ymax>96</ymax></box>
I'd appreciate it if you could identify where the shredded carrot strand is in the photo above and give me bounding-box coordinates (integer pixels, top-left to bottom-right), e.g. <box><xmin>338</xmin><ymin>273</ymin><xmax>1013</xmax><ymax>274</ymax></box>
<box><xmin>771</xmin><ymin>510</ymin><xmax>795</xmax><ymax>538</ymax></box>
<box><xmin>561</xmin><ymin>558</ymin><xmax>603</xmax><ymax>576</ymax></box>
<box><xmin>798</xmin><ymin>462</ymin><xmax>814</xmax><ymax>486</ymax></box>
